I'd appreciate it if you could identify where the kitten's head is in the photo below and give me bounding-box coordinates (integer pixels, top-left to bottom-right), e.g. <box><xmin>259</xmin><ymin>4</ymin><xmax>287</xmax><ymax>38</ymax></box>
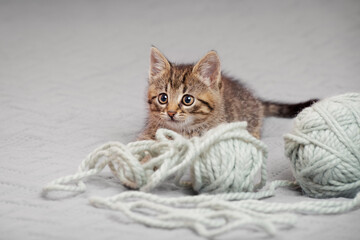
<box><xmin>147</xmin><ymin>47</ymin><xmax>224</xmax><ymax>131</ymax></box>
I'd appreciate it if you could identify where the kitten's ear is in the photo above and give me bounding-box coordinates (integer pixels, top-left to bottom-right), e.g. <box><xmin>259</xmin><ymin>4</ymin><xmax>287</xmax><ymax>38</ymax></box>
<box><xmin>149</xmin><ymin>47</ymin><xmax>171</xmax><ymax>78</ymax></box>
<box><xmin>192</xmin><ymin>51</ymin><xmax>221</xmax><ymax>87</ymax></box>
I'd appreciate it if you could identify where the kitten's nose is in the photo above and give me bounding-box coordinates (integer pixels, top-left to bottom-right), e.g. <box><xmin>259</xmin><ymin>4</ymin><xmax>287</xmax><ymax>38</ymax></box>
<box><xmin>167</xmin><ymin>111</ymin><xmax>176</xmax><ymax>118</ymax></box>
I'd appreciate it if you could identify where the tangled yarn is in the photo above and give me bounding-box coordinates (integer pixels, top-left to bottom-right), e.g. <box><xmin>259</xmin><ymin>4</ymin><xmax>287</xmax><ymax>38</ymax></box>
<box><xmin>44</xmin><ymin>122</ymin><xmax>283</xmax><ymax>236</ymax></box>
<box><xmin>285</xmin><ymin>93</ymin><xmax>360</xmax><ymax>198</ymax></box>
<box><xmin>43</xmin><ymin>122</ymin><xmax>268</xmax><ymax>194</ymax></box>
<box><xmin>43</xmin><ymin>93</ymin><xmax>360</xmax><ymax>237</ymax></box>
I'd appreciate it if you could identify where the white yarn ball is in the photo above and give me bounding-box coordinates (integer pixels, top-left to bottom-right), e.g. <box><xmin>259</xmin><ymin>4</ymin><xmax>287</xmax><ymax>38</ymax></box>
<box><xmin>284</xmin><ymin>93</ymin><xmax>360</xmax><ymax>198</ymax></box>
<box><xmin>190</xmin><ymin>122</ymin><xmax>268</xmax><ymax>194</ymax></box>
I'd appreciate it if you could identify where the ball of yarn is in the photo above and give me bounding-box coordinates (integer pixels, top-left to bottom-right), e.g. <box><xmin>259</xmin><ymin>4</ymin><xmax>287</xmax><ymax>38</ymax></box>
<box><xmin>190</xmin><ymin>122</ymin><xmax>268</xmax><ymax>194</ymax></box>
<box><xmin>284</xmin><ymin>93</ymin><xmax>360</xmax><ymax>198</ymax></box>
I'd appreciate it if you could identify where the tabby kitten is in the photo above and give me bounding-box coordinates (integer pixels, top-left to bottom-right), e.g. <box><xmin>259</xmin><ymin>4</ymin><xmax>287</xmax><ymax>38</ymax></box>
<box><xmin>138</xmin><ymin>47</ymin><xmax>316</xmax><ymax>140</ymax></box>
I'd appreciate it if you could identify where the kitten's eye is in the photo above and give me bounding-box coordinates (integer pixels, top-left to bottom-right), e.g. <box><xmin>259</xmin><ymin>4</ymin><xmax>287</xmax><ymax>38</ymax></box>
<box><xmin>158</xmin><ymin>93</ymin><xmax>168</xmax><ymax>104</ymax></box>
<box><xmin>182</xmin><ymin>95</ymin><xmax>194</xmax><ymax>106</ymax></box>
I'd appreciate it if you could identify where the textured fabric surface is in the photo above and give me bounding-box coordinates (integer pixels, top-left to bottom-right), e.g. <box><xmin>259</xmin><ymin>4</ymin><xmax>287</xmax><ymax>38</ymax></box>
<box><xmin>1</xmin><ymin>0</ymin><xmax>360</xmax><ymax>239</ymax></box>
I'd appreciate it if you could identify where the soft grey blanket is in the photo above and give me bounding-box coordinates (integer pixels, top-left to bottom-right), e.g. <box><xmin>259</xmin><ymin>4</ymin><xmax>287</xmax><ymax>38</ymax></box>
<box><xmin>1</xmin><ymin>1</ymin><xmax>359</xmax><ymax>239</ymax></box>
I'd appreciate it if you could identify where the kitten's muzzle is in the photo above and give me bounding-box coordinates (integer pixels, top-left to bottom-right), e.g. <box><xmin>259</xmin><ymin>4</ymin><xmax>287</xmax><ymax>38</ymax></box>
<box><xmin>167</xmin><ymin>111</ymin><xmax>177</xmax><ymax>118</ymax></box>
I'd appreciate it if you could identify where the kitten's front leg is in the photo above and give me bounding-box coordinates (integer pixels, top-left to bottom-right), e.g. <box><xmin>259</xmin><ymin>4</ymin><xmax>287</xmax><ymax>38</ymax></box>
<box><xmin>137</xmin><ymin>125</ymin><xmax>157</xmax><ymax>140</ymax></box>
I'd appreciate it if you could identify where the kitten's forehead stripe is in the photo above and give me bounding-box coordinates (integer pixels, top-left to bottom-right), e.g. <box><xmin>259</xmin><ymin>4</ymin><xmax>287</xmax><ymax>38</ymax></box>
<box><xmin>181</xmin><ymin>71</ymin><xmax>188</xmax><ymax>83</ymax></box>
<box><xmin>167</xmin><ymin>66</ymin><xmax>192</xmax><ymax>90</ymax></box>
<box><xmin>168</xmin><ymin>67</ymin><xmax>173</xmax><ymax>87</ymax></box>
<box><xmin>182</xmin><ymin>85</ymin><xmax>187</xmax><ymax>94</ymax></box>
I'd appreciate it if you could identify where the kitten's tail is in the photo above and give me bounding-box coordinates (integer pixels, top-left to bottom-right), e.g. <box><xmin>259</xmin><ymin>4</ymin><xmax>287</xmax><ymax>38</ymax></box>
<box><xmin>261</xmin><ymin>98</ymin><xmax>319</xmax><ymax>118</ymax></box>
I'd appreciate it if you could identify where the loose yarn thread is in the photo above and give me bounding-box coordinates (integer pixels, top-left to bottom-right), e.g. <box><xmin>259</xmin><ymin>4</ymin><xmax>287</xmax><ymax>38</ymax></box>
<box><xmin>43</xmin><ymin>93</ymin><xmax>360</xmax><ymax>237</ymax></box>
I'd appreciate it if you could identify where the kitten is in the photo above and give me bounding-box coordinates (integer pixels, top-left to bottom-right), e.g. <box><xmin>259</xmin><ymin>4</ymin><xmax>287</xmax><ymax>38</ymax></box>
<box><xmin>138</xmin><ymin>47</ymin><xmax>317</xmax><ymax>140</ymax></box>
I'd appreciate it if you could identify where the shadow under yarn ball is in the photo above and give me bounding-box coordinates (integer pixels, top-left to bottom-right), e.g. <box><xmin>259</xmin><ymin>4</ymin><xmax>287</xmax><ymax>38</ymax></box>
<box><xmin>284</xmin><ymin>93</ymin><xmax>360</xmax><ymax>198</ymax></box>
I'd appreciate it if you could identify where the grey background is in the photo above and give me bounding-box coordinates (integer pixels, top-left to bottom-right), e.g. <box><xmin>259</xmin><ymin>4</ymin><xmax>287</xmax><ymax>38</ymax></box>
<box><xmin>1</xmin><ymin>0</ymin><xmax>360</xmax><ymax>239</ymax></box>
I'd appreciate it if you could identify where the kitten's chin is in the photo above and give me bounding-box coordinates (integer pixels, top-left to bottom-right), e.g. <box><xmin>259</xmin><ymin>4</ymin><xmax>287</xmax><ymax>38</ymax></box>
<box><xmin>163</xmin><ymin>117</ymin><xmax>192</xmax><ymax>129</ymax></box>
<box><xmin>164</xmin><ymin>119</ymin><xmax>184</xmax><ymax>127</ymax></box>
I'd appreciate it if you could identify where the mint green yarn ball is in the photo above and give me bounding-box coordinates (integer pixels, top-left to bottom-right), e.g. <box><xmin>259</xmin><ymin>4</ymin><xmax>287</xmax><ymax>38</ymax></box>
<box><xmin>284</xmin><ymin>93</ymin><xmax>360</xmax><ymax>198</ymax></box>
<box><xmin>190</xmin><ymin>122</ymin><xmax>268</xmax><ymax>194</ymax></box>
